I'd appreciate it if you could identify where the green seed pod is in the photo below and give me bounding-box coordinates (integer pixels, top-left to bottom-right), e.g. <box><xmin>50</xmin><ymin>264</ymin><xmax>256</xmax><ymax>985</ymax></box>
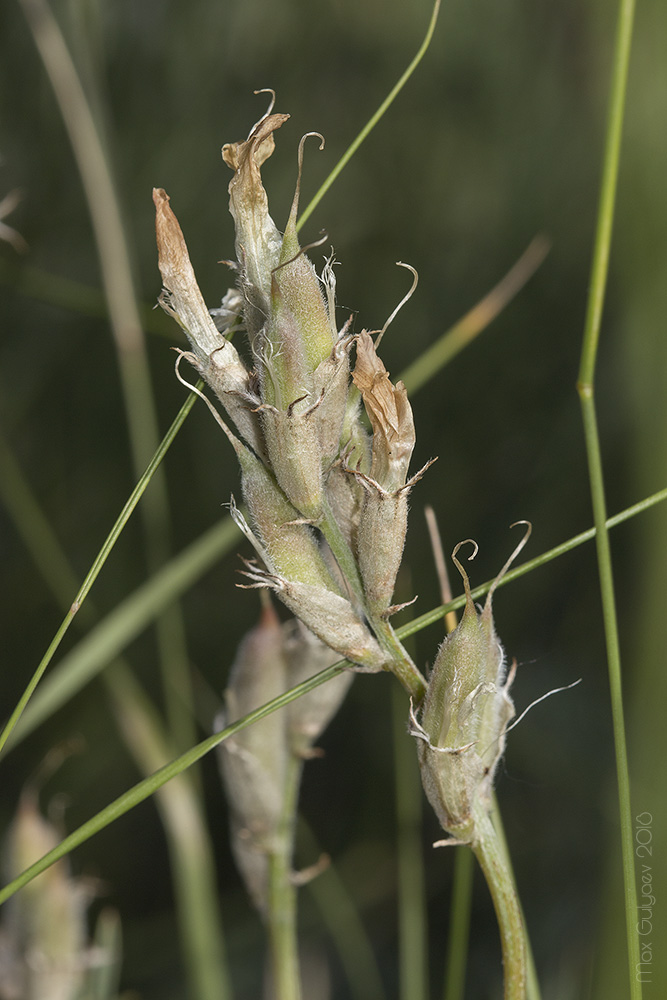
<box><xmin>245</xmin><ymin>129</ymin><xmax>349</xmax><ymax>522</ymax></box>
<box><xmin>258</xmin><ymin>400</ymin><xmax>327</xmax><ymax>521</ymax></box>
<box><xmin>413</xmin><ymin>526</ymin><xmax>530</xmax><ymax>844</ymax></box>
<box><xmin>233</xmin><ymin>426</ymin><xmax>341</xmax><ymax>594</ymax></box>
<box><xmin>217</xmin><ymin>603</ymin><xmax>290</xmax><ymax>915</ymax></box>
<box><xmin>232</xmin><ymin>506</ymin><xmax>384</xmax><ymax>673</ymax></box>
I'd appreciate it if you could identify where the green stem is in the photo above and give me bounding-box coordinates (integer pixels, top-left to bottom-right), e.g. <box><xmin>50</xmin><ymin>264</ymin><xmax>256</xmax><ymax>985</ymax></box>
<box><xmin>471</xmin><ymin>804</ymin><xmax>526</xmax><ymax>1000</ymax></box>
<box><xmin>0</xmin><ymin>389</ymin><xmax>198</xmax><ymax>757</ymax></box>
<box><xmin>489</xmin><ymin>796</ymin><xmax>541</xmax><ymax>1000</ymax></box>
<box><xmin>268</xmin><ymin>753</ymin><xmax>304</xmax><ymax>1000</ymax></box>
<box><xmin>576</xmin><ymin>0</ymin><xmax>641</xmax><ymax>996</ymax></box>
<box><xmin>374</xmin><ymin>617</ymin><xmax>427</xmax><ymax>702</ymax></box>
<box><xmin>298</xmin><ymin>0</ymin><xmax>441</xmax><ymax>230</ymax></box>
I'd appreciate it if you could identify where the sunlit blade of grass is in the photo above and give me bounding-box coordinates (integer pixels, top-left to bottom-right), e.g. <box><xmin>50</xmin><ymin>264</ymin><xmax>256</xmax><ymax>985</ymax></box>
<box><xmin>4</xmin><ymin>485</ymin><xmax>667</xmax><ymax>907</ymax></box>
<box><xmin>576</xmin><ymin>0</ymin><xmax>641</xmax><ymax>996</ymax></box>
<box><xmin>400</xmin><ymin>236</ymin><xmax>550</xmax><ymax>397</ymax></box>
<box><xmin>399</xmin><ymin>486</ymin><xmax>667</xmax><ymax>642</ymax></box>
<box><xmin>392</xmin><ymin>682</ymin><xmax>428</xmax><ymax>1000</ymax></box>
<box><xmin>0</xmin><ymin>388</ymin><xmax>198</xmax><ymax>756</ymax></box>
<box><xmin>298</xmin><ymin>0</ymin><xmax>441</xmax><ymax>229</ymax></box>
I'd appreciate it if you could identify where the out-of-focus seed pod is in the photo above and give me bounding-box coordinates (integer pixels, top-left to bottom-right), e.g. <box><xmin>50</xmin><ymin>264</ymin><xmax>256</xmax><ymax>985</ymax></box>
<box><xmin>0</xmin><ymin>792</ymin><xmax>92</xmax><ymax>1000</ymax></box>
<box><xmin>283</xmin><ymin>621</ymin><xmax>354</xmax><ymax>757</ymax></box>
<box><xmin>218</xmin><ymin>602</ymin><xmax>360</xmax><ymax>913</ymax></box>
<box><xmin>413</xmin><ymin>528</ymin><xmax>529</xmax><ymax>844</ymax></box>
<box><xmin>217</xmin><ymin>603</ymin><xmax>290</xmax><ymax>915</ymax></box>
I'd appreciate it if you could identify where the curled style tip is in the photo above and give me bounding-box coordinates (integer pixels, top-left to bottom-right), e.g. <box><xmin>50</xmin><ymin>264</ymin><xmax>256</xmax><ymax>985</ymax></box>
<box><xmin>486</xmin><ymin>520</ymin><xmax>532</xmax><ymax>606</ymax></box>
<box><xmin>251</xmin><ymin>88</ymin><xmax>276</xmax><ymax>130</ymax></box>
<box><xmin>288</xmin><ymin>131</ymin><xmax>326</xmax><ymax>226</ymax></box>
<box><xmin>451</xmin><ymin>539</ymin><xmax>478</xmax><ymax>606</ymax></box>
<box><xmin>376</xmin><ymin>262</ymin><xmax>419</xmax><ymax>348</ymax></box>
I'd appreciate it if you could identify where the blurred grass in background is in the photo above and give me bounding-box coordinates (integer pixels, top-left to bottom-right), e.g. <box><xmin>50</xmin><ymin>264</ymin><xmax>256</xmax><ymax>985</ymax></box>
<box><xmin>0</xmin><ymin>0</ymin><xmax>665</xmax><ymax>997</ymax></box>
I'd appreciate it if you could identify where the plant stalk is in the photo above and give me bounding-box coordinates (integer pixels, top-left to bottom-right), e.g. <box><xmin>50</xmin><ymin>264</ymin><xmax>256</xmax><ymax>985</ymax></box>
<box><xmin>471</xmin><ymin>804</ymin><xmax>526</xmax><ymax>1000</ymax></box>
<box><xmin>576</xmin><ymin>0</ymin><xmax>641</xmax><ymax>996</ymax></box>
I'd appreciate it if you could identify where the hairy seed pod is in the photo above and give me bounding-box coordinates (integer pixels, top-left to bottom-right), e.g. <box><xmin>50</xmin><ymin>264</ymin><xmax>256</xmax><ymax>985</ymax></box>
<box><xmin>413</xmin><ymin>526</ymin><xmax>530</xmax><ymax>844</ymax></box>
<box><xmin>351</xmin><ymin>331</ymin><xmax>431</xmax><ymax>615</ymax></box>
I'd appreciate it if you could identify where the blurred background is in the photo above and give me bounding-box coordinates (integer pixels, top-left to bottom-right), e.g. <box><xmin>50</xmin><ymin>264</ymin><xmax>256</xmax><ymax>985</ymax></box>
<box><xmin>0</xmin><ymin>0</ymin><xmax>665</xmax><ymax>997</ymax></box>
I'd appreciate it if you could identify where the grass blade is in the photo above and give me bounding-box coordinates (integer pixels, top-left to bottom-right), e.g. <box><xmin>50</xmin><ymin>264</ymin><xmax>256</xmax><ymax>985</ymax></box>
<box><xmin>298</xmin><ymin>0</ymin><xmax>441</xmax><ymax>229</ymax></box>
<box><xmin>576</xmin><ymin>1</ymin><xmax>641</xmax><ymax>996</ymax></box>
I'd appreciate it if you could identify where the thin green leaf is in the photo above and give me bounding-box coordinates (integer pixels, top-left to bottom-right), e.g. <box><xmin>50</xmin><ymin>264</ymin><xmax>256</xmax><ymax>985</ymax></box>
<box><xmin>298</xmin><ymin>0</ymin><xmax>442</xmax><ymax>230</ymax></box>
<box><xmin>576</xmin><ymin>0</ymin><xmax>641</xmax><ymax>996</ymax></box>
<box><xmin>0</xmin><ymin>387</ymin><xmax>199</xmax><ymax>757</ymax></box>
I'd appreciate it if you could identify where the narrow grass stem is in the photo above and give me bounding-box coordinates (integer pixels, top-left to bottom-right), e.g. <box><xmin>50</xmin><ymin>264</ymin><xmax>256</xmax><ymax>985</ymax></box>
<box><xmin>442</xmin><ymin>849</ymin><xmax>474</xmax><ymax>1000</ymax></box>
<box><xmin>268</xmin><ymin>753</ymin><xmax>304</xmax><ymax>1000</ymax></box>
<box><xmin>578</xmin><ymin>394</ymin><xmax>640</xmax><ymax>996</ymax></box>
<box><xmin>298</xmin><ymin>0</ymin><xmax>441</xmax><ymax>230</ymax></box>
<box><xmin>392</xmin><ymin>683</ymin><xmax>428</xmax><ymax>1000</ymax></box>
<box><xmin>471</xmin><ymin>805</ymin><xmax>526</xmax><ymax>1000</ymax></box>
<box><xmin>578</xmin><ymin>0</ymin><xmax>637</xmax><ymax>389</ymax></box>
<box><xmin>0</xmin><ymin>389</ymin><xmax>198</xmax><ymax>756</ymax></box>
<box><xmin>576</xmin><ymin>0</ymin><xmax>641</xmax><ymax>995</ymax></box>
